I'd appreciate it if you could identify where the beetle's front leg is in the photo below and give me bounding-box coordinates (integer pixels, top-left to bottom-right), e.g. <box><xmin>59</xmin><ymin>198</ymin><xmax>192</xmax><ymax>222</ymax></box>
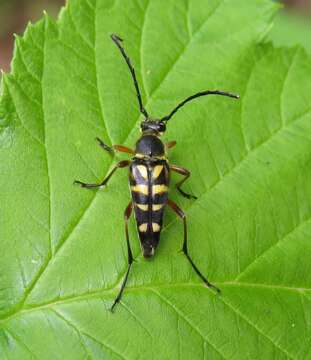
<box><xmin>96</xmin><ymin>137</ymin><xmax>134</xmax><ymax>155</ymax></box>
<box><xmin>170</xmin><ymin>165</ymin><xmax>197</xmax><ymax>200</ymax></box>
<box><xmin>74</xmin><ymin>160</ymin><xmax>130</xmax><ymax>189</ymax></box>
<box><xmin>165</xmin><ymin>140</ymin><xmax>177</xmax><ymax>151</ymax></box>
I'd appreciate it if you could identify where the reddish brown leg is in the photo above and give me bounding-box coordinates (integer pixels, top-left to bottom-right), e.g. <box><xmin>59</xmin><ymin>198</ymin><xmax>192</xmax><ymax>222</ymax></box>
<box><xmin>96</xmin><ymin>137</ymin><xmax>134</xmax><ymax>155</ymax></box>
<box><xmin>165</xmin><ymin>140</ymin><xmax>177</xmax><ymax>150</ymax></box>
<box><xmin>167</xmin><ymin>199</ymin><xmax>220</xmax><ymax>293</ymax></box>
<box><xmin>170</xmin><ymin>165</ymin><xmax>197</xmax><ymax>200</ymax></box>
<box><xmin>111</xmin><ymin>201</ymin><xmax>134</xmax><ymax>312</ymax></box>
<box><xmin>74</xmin><ymin>160</ymin><xmax>130</xmax><ymax>189</ymax></box>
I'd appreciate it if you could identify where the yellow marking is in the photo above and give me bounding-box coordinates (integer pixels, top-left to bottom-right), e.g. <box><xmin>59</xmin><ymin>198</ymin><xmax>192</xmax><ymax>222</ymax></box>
<box><xmin>139</xmin><ymin>223</ymin><xmax>148</xmax><ymax>232</ymax></box>
<box><xmin>135</xmin><ymin>153</ymin><xmax>167</xmax><ymax>160</ymax></box>
<box><xmin>131</xmin><ymin>185</ymin><xmax>149</xmax><ymax>195</ymax></box>
<box><xmin>136</xmin><ymin>165</ymin><xmax>148</xmax><ymax>179</ymax></box>
<box><xmin>152</xmin><ymin>223</ymin><xmax>161</xmax><ymax>232</ymax></box>
<box><xmin>136</xmin><ymin>204</ymin><xmax>148</xmax><ymax>211</ymax></box>
<box><xmin>152</xmin><ymin>185</ymin><xmax>168</xmax><ymax>194</ymax></box>
<box><xmin>152</xmin><ymin>204</ymin><xmax>164</xmax><ymax>211</ymax></box>
<box><xmin>152</xmin><ymin>165</ymin><xmax>164</xmax><ymax>179</ymax></box>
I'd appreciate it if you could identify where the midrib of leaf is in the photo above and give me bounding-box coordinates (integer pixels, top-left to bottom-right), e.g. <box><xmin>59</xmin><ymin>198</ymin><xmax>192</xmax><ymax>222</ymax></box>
<box><xmin>2</xmin><ymin>281</ymin><xmax>310</xmax><ymax>324</ymax></box>
<box><xmin>222</xmin><ymin>282</ymin><xmax>311</xmax><ymax>292</ymax></box>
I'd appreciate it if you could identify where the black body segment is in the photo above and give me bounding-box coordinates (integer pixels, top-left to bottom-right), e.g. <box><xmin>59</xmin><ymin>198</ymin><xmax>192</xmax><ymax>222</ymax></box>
<box><xmin>130</xmin><ymin>157</ymin><xmax>170</xmax><ymax>257</ymax></box>
<box><xmin>135</xmin><ymin>134</ymin><xmax>165</xmax><ymax>157</ymax></box>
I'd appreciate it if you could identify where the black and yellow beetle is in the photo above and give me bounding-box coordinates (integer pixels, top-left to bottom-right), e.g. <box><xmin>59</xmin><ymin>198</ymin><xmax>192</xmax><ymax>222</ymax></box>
<box><xmin>75</xmin><ymin>34</ymin><xmax>239</xmax><ymax>311</ymax></box>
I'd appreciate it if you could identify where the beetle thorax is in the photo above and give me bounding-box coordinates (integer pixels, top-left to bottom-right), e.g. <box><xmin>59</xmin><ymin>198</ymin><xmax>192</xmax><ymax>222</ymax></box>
<box><xmin>135</xmin><ymin>134</ymin><xmax>165</xmax><ymax>158</ymax></box>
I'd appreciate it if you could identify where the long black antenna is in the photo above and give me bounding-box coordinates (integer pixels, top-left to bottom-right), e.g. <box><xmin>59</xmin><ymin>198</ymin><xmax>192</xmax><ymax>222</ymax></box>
<box><xmin>161</xmin><ymin>90</ymin><xmax>239</xmax><ymax>122</ymax></box>
<box><xmin>111</xmin><ymin>34</ymin><xmax>149</xmax><ymax>119</ymax></box>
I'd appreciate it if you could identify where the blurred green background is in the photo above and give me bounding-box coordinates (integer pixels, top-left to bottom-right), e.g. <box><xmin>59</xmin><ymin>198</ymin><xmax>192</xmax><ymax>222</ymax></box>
<box><xmin>0</xmin><ymin>0</ymin><xmax>310</xmax><ymax>72</ymax></box>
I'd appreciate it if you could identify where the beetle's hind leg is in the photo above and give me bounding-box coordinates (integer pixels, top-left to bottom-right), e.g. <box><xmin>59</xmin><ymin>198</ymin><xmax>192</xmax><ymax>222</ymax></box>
<box><xmin>74</xmin><ymin>160</ymin><xmax>130</xmax><ymax>189</ymax></box>
<box><xmin>167</xmin><ymin>199</ymin><xmax>220</xmax><ymax>293</ymax></box>
<box><xmin>170</xmin><ymin>165</ymin><xmax>197</xmax><ymax>200</ymax></box>
<box><xmin>111</xmin><ymin>201</ymin><xmax>134</xmax><ymax>312</ymax></box>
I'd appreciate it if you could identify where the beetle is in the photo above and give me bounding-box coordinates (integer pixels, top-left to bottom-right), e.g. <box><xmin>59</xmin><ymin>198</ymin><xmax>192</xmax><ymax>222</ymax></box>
<box><xmin>74</xmin><ymin>34</ymin><xmax>239</xmax><ymax>312</ymax></box>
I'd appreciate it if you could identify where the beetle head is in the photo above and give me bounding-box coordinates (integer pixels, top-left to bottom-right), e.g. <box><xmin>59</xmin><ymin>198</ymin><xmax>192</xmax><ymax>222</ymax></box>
<box><xmin>140</xmin><ymin>120</ymin><xmax>166</xmax><ymax>136</ymax></box>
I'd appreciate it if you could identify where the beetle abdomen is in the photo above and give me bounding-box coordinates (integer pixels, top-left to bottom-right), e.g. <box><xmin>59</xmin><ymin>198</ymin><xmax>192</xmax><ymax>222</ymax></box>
<box><xmin>130</xmin><ymin>159</ymin><xmax>170</xmax><ymax>258</ymax></box>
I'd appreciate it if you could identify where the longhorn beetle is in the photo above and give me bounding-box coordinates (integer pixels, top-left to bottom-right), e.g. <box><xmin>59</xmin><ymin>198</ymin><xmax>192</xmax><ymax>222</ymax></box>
<box><xmin>74</xmin><ymin>34</ymin><xmax>239</xmax><ymax>312</ymax></box>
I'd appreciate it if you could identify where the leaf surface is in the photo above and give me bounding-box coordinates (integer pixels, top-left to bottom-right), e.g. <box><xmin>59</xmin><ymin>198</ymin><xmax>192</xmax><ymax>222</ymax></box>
<box><xmin>1</xmin><ymin>1</ymin><xmax>311</xmax><ymax>359</ymax></box>
<box><xmin>268</xmin><ymin>9</ymin><xmax>311</xmax><ymax>54</ymax></box>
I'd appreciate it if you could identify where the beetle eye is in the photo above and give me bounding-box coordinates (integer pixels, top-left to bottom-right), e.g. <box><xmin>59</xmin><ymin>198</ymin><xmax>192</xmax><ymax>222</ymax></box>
<box><xmin>158</xmin><ymin>121</ymin><xmax>166</xmax><ymax>132</ymax></box>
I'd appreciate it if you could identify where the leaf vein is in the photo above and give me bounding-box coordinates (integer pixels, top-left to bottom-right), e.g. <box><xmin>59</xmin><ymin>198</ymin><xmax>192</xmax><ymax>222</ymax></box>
<box><xmin>150</xmin><ymin>288</ymin><xmax>228</xmax><ymax>360</ymax></box>
<box><xmin>218</xmin><ymin>295</ymin><xmax>295</xmax><ymax>359</ymax></box>
<box><xmin>235</xmin><ymin>207</ymin><xmax>311</xmax><ymax>281</ymax></box>
<box><xmin>51</xmin><ymin>308</ymin><xmax>126</xmax><ymax>360</ymax></box>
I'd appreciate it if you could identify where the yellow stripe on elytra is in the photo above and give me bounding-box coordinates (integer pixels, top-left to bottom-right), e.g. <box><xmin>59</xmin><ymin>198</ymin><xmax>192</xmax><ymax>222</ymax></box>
<box><xmin>152</xmin><ymin>204</ymin><xmax>164</xmax><ymax>211</ymax></box>
<box><xmin>139</xmin><ymin>223</ymin><xmax>148</xmax><ymax>232</ymax></box>
<box><xmin>131</xmin><ymin>185</ymin><xmax>149</xmax><ymax>195</ymax></box>
<box><xmin>152</xmin><ymin>223</ymin><xmax>161</xmax><ymax>232</ymax></box>
<box><xmin>136</xmin><ymin>204</ymin><xmax>148</xmax><ymax>211</ymax></box>
<box><xmin>136</xmin><ymin>165</ymin><xmax>148</xmax><ymax>179</ymax></box>
<box><xmin>152</xmin><ymin>165</ymin><xmax>164</xmax><ymax>179</ymax></box>
<box><xmin>152</xmin><ymin>185</ymin><xmax>168</xmax><ymax>194</ymax></box>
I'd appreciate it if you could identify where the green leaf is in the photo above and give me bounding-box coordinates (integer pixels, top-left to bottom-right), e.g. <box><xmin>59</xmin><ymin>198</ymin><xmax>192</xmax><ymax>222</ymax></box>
<box><xmin>267</xmin><ymin>9</ymin><xmax>311</xmax><ymax>54</ymax></box>
<box><xmin>2</xmin><ymin>0</ymin><xmax>311</xmax><ymax>358</ymax></box>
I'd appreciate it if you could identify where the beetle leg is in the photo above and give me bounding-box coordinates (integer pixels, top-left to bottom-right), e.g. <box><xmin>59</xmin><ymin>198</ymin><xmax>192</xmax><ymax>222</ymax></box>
<box><xmin>96</xmin><ymin>137</ymin><xmax>134</xmax><ymax>155</ymax></box>
<box><xmin>167</xmin><ymin>199</ymin><xmax>220</xmax><ymax>293</ymax></box>
<box><xmin>74</xmin><ymin>160</ymin><xmax>130</xmax><ymax>189</ymax></box>
<box><xmin>165</xmin><ymin>140</ymin><xmax>177</xmax><ymax>150</ymax></box>
<box><xmin>170</xmin><ymin>165</ymin><xmax>197</xmax><ymax>200</ymax></box>
<box><xmin>111</xmin><ymin>201</ymin><xmax>134</xmax><ymax>312</ymax></box>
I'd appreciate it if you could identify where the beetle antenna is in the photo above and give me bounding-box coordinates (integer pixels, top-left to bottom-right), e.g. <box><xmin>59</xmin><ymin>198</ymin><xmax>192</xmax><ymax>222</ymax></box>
<box><xmin>161</xmin><ymin>90</ymin><xmax>240</xmax><ymax>122</ymax></box>
<box><xmin>111</xmin><ymin>34</ymin><xmax>149</xmax><ymax>119</ymax></box>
